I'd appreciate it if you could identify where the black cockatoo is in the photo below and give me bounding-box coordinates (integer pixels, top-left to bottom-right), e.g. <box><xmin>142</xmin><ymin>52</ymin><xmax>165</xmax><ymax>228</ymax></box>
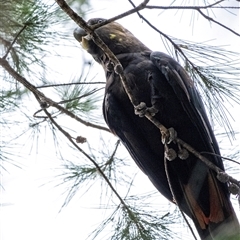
<box><xmin>74</xmin><ymin>18</ymin><xmax>239</xmax><ymax>239</ymax></box>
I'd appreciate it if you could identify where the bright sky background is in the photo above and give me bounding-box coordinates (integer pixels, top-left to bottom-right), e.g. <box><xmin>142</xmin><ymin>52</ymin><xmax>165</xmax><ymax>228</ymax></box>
<box><xmin>1</xmin><ymin>1</ymin><xmax>240</xmax><ymax>240</ymax></box>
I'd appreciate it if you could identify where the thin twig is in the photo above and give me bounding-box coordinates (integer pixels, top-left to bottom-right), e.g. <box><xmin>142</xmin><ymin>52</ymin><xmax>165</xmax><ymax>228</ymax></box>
<box><xmin>33</xmin><ymin>108</ymin><xmax>49</xmax><ymax>119</ymax></box>
<box><xmin>164</xmin><ymin>156</ymin><xmax>198</xmax><ymax>240</ymax></box>
<box><xmin>91</xmin><ymin>0</ymin><xmax>150</xmax><ymax>30</ymax></box>
<box><xmin>57</xmin><ymin>87</ymin><xmax>104</xmax><ymax>105</ymax></box>
<box><xmin>197</xmin><ymin>9</ymin><xmax>240</xmax><ymax>37</ymax></box>
<box><xmin>144</xmin><ymin>0</ymin><xmax>240</xmax><ymax>35</ymax></box>
<box><xmin>37</xmin><ymin>81</ymin><xmax>106</xmax><ymax>88</ymax></box>
<box><xmin>104</xmin><ymin>139</ymin><xmax>121</xmax><ymax>166</ymax></box>
<box><xmin>3</xmin><ymin>24</ymin><xmax>27</xmax><ymax>59</ymax></box>
<box><xmin>146</xmin><ymin>1</ymin><xmax>239</xmax><ymax>10</ymax></box>
<box><xmin>200</xmin><ymin>152</ymin><xmax>240</xmax><ymax>166</ymax></box>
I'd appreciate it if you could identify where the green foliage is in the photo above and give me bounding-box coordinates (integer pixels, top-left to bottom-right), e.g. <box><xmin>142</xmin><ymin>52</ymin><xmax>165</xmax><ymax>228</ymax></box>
<box><xmin>88</xmin><ymin>195</ymin><xmax>180</xmax><ymax>240</ymax></box>
<box><xmin>0</xmin><ymin>0</ymin><xmax>89</xmax><ymax>75</ymax></box>
<box><xmin>0</xmin><ymin>0</ymin><xmax>100</xmax><ymax>175</ymax></box>
<box><xmin>165</xmin><ymin>38</ymin><xmax>240</xmax><ymax>136</ymax></box>
<box><xmin>1</xmin><ymin>1</ymin><xmax>53</xmax><ymax>72</ymax></box>
<box><xmin>57</xmin><ymin>82</ymin><xmax>100</xmax><ymax>114</ymax></box>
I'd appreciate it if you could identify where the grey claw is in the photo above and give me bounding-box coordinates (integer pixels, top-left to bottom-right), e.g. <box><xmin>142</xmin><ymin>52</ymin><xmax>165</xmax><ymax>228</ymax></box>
<box><xmin>178</xmin><ymin>148</ymin><xmax>189</xmax><ymax>160</ymax></box>
<box><xmin>147</xmin><ymin>106</ymin><xmax>158</xmax><ymax>116</ymax></box>
<box><xmin>135</xmin><ymin>102</ymin><xmax>147</xmax><ymax>117</ymax></box>
<box><xmin>162</xmin><ymin>127</ymin><xmax>177</xmax><ymax>144</ymax></box>
<box><xmin>164</xmin><ymin>145</ymin><xmax>177</xmax><ymax>161</ymax></box>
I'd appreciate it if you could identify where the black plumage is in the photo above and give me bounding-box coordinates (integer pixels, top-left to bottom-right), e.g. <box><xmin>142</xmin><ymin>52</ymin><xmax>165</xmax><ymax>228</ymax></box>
<box><xmin>74</xmin><ymin>18</ymin><xmax>239</xmax><ymax>239</ymax></box>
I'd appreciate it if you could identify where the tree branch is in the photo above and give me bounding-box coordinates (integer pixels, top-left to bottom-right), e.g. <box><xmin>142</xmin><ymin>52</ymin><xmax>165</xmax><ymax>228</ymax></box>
<box><xmin>146</xmin><ymin>1</ymin><xmax>239</xmax><ymax>10</ymax></box>
<box><xmin>0</xmin><ymin>57</ymin><xmax>110</xmax><ymax>132</ymax></box>
<box><xmin>129</xmin><ymin>0</ymin><xmax>240</xmax><ymax>38</ymax></box>
<box><xmin>91</xmin><ymin>0</ymin><xmax>149</xmax><ymax>30</ymax></box>
<box><xmin>197</xmin><ymin>8</ymin><xmax>240</xmax><ymax>37</ymax></box>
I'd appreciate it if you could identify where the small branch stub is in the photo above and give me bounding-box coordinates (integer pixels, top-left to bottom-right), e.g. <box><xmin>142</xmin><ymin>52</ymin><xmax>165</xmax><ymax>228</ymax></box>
<box><xmin>228</xmin><ymin>183</ymin><xmax>240</xmax><ymax>195</ymax></box>
<box><xmin>217</xmin><ymin>171</ymin><xmax>230</xmax><ymax>183</ymax></box>
<box><xmin>76</xmin><ymin>136</ymin><xmax>87</xmax><ymax>144</ymax></box>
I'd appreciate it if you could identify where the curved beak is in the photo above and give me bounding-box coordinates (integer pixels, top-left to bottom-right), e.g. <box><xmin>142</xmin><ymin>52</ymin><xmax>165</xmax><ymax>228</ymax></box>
<box><xmin>73</xmin><ymin>27</ymin><xmax>87</xmax><ymax>42</ymax></box>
